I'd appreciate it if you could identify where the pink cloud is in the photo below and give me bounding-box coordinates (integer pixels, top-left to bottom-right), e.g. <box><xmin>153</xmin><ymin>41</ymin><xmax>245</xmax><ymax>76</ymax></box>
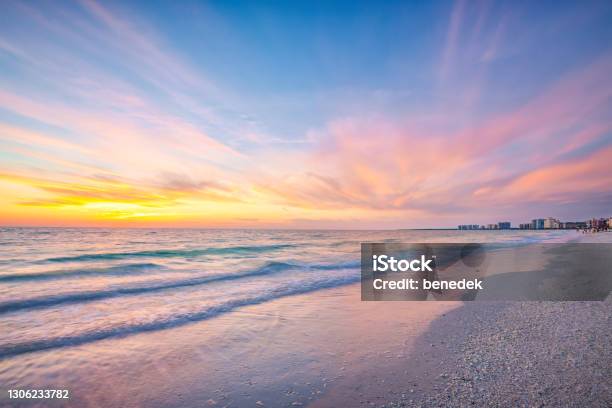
<box><xmin>260</xmin><ymin>56</ymin><xmax>612</xmax><ymax>219</ymax></box>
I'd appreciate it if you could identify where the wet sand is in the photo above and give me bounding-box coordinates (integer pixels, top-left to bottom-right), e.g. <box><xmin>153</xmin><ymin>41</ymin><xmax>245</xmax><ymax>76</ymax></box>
<box><xmin>1</xmin><ymin>233</ymin><xmax>610</xmax><ymax>407</ymax></box>
<box><xmin>0</xmin><ymin>283</ymin><xmax>460</xmax><ymax>408</ymax></box>
<box><xmin>316</xmin><ymin>235</ymin><xmax>612</xmax><ymax>407</ymax></box>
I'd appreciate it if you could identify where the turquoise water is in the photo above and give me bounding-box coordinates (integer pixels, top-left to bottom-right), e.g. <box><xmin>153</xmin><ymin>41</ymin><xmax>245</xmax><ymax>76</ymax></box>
<box><xmin>0</xmin><ymin>227</ymin><xmax>578</xmax><ymax>360</ymax></box>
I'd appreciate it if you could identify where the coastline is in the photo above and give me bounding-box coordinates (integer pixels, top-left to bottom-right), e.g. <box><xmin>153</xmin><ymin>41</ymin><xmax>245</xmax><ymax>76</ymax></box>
<box><xmin>315</xmin><ymin>234</ymin><xmax>612</xmax><ymax>407</ymax></box>
<box><xmin>0</xmin><ymin>232</ymin><xmax>610</xmax><ymax>407</ymax></box>
<box><xmin>0</xmin><ymin>282</ymin><xmax>459</xmax><ymax>408</ymax></box>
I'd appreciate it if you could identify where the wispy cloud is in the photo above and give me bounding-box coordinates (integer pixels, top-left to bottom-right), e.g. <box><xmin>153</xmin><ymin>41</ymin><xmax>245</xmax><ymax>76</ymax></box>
<box><xmin>0</xmin><ymin>0</ymin><xmax>610</xmax><ymax>227</ymax></box>
<box><xmin>439</xmin><ymin>0</ymin><xmax>467</xmax><ymax>82</ymax></box>
<box><xmin>258</xmin><ymin>55</ymin><xmax>612</xmax><ymax>221</ymax></box>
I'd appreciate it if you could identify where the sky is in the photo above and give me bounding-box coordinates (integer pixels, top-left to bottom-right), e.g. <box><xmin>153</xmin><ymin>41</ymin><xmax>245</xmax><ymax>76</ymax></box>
<box><xmin>0</xmin><ymin>0</ymin><xmax>611</xmax><ymax>228</ymax></box>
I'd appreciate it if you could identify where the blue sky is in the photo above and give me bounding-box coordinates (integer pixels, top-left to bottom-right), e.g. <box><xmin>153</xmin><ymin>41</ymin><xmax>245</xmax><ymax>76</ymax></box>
<box><xmin>0</xmin><ymin>0</ymin><xmax>611</xmax><ymax>227</ymax></box>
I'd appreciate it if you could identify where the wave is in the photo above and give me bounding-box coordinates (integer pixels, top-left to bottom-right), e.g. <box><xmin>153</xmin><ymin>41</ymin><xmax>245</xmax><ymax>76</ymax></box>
<box><xmin>38</xmin><ymin>244</ymin><xmax>296</xmax><ymax>263</ymax></box>
<box><xmin>0</xmin><ymin>275</ymin><xmax>359</xmax><ymax>359</ymax></box>
<box><xmin>0</xmin><ymin>260</ymin><xmax>359</xmax><ymax>314</ymax></box>
<box><xmin>310</xmin><ymin>260</ymin><xmax>360</xmax><ymax>269</ymax></box>
<box><xmin>0</xmin><ymin>263</ymin><xmax>161</xmax><ymax>283</ymax></box>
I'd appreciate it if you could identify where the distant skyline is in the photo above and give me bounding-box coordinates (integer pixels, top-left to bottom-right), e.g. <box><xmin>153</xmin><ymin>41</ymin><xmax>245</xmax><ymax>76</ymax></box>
<box><xmin>1</xmin><ymin>0</ymin><xmax>611</xmax><ymax>228</ymax></box>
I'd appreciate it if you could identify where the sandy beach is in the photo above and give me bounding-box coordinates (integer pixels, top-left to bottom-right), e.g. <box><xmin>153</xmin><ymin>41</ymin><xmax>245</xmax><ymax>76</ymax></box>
<box><xmin>318</xmin><ymin>234</ymin><xmax>612</xmax><ymax>407</ymax></box>
<box><xmin>1</xmin><ymin>231</ymin><xmax>610</xmax><ymax>407</ymax></box>
<box><xmin>388</xmin><ymin>300</ymin><xmax>611</xmax><ymax>408</ymax></box>
<box><xmin>3</xmin><ymin>286</ymin><xmax>609</xmax><ymax>408</ymax></box>
<box><xmin>1</xmin><ymin>280</ymin><xmax>460</xmax><ymax>407</ymax></box>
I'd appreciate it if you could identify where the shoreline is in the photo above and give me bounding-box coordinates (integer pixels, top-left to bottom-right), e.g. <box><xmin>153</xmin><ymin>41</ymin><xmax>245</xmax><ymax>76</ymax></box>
<box><xmin>314</xmin><ymin>235</ymin><xmax>611</xmax><ymax>407</ymax></box>
<box><xmin>0</xmin><ymin>282</ymin><xmax>461</xmax><ymax>408</ymax></box>
<box><xmin>0</xmin><ymin>232</ymin><xmax>610</xmax><ymax>407</ymax></box>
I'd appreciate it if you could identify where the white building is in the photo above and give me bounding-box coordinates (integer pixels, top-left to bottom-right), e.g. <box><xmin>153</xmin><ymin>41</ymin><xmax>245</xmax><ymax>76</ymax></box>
<box><xmin>543</xmin><ymin>217</ymin><xmax>560</xmax><ymax>229</ymax></box>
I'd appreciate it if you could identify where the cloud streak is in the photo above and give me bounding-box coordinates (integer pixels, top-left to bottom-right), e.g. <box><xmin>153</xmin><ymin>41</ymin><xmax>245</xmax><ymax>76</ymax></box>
<box><xmin>258</xmin><ymin>55</ymin><xmax>612</xmax><ymax>222</ymax></box>
<box><xmin>0</xmin><ymin>0</ymin><xmax>610</xmax><ymax>227</ymax></box>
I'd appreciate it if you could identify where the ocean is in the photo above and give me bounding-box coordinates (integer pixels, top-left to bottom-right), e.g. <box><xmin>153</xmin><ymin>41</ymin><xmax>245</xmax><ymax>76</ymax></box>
<box><xmin>0</xmin><ymin>228</ymin><xmax>579</xmax><ymax>358</ymax></box>
<box><xmin>0</xmin><ymin>227</ymin><xmax>591</xmax><ymax>406</ymax></box>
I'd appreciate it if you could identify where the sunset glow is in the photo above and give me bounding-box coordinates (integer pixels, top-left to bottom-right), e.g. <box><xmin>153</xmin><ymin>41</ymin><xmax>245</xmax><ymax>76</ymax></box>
<box><xmin>1</xmin><ymin>0</ymin><xmax>611</xmax><ymax>228</ymax></box>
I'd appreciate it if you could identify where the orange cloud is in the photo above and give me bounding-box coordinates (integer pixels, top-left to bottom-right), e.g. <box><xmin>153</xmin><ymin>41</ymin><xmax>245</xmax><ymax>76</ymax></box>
<box><xmin>498</xmin><ymin>147</ymin><xmax>612</xmax><ymax>201</ymax></box>
<box><xmin>256</xmin><ymin>56</ymin><xmax>612</xmax><ymax>221</ymax></box>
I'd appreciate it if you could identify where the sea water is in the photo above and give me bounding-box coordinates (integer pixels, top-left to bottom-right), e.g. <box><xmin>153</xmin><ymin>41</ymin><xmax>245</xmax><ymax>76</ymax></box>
<box><xmin>0</xmin><ymin>227</ymin><xmax>587</xmax><ymax>406</ymax></box>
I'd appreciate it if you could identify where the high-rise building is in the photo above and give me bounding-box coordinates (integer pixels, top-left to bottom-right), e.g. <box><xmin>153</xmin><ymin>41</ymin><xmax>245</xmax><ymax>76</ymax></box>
<box><xmin>543</xmin><ymin>217</ymin><xmax>560</xmax><ymax>229</ymax></box>
<box><xmin>498</xmin><ymin>222</ymin><xmax>511</xmax><ymax>229</ymax></box>
<box><xmin>458</xmin><ymin>225</ymin><xmax>480</xmax><ymax>230</ymax></box>
<box><xmin>592</xmin><ymin>218</ymin><xmax>608</xmax><ymax>230</ymax></box>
